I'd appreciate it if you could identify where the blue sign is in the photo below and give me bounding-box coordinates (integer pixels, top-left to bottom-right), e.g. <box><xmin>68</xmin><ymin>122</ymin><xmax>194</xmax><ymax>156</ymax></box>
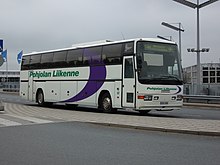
<box><xmin>0</xmin><ymin>39</ymin><xmax>3</xmax><ymax>52</ymax></box>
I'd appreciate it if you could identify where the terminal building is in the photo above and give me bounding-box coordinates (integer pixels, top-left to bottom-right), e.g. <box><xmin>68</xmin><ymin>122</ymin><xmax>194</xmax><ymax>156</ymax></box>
<box><xmin>0</xmin><ymin>70</ymin><xmax>20</xmax><ymax>91</ymax></box>
<box><xmin>183</xmin><ymin>63</ymin><xmax>220</xmax><ymax>95</ymax></box>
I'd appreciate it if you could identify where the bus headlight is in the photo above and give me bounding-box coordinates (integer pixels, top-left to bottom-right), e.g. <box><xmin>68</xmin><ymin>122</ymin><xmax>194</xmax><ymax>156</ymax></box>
<box><xmin>154</xmin><ymin>96</ymin><xmax>159</xmax><ymax>100</ymax></box>
<box><xmin>171</xmin><ymin>96</ymin><xmax>176</xmax><ymax>100</ymax></box>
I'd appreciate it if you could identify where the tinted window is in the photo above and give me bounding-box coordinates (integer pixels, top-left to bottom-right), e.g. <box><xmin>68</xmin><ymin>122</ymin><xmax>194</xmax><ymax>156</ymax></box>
<box><xmin>41</xmin><ymin>53</ymin><xmax>53</xmax><ymax>69</ymax></box>
<box><xmin>102</xmin><ymin>44</ymin><xmax>122</xmax><ymax>65</ymax></box>
<box><xmin>53</xmin><ymin>51</ymin><xmax>67</xmax><ymax>68</ymax></box>
<box><xmin>41</xmin><ymin>53</ymin><xmax>53</xmax><ymax>63</ymax></box>
<box><xmin>30</xmin><ymin>54</ymin><xmax>41</xmax><ymax>64</ymax></box>
<box><xmin>210</xmin><ymin>71</ymin><xmax>215</xmax><ymax>76</ymax></box>
<box><xmin>66</xmin><ymin>49</ymin><xmax>83</xmax><ymax>67</ymax></box>
<box><xmin>21</xmin><ymin>56</ymin><xmax>30</xmax><ymax>70</ymax></box>
<box><xmin>203</xmin><ymin>78</ymin><xmax>208</xmax><ymax>83</ymax></box>
<box><xmin>53</xmin><ymin>51</ymin><xmax>67</xmax><ymax>62</ymax></box>
<box><xmin>210</xmin><ymin>77</ymin><xmax>215</xmax><ymax>83</ymax></box>
<box><xmin>203</xmin><ymin>71</ymin><xmax>208</xmax><ymax>76</ymax></box>
<box><xmin>123</xmin><ymin>42</ymin><xmax>134</xmax><ymax>55</ymax></box>
<box><xmin>124</xmin><ymin>58</ymin><xmax>134</xmax><ymax>78</ymax></box>
<box><xmin>29</xmin><ymin>54</ymin><xmax>41</xmax><ymax>69</ymax></box>
<box><xmin>83</xmin><ymin>46</ymin><xmax>102</xmax><ymax>66</ymax></box>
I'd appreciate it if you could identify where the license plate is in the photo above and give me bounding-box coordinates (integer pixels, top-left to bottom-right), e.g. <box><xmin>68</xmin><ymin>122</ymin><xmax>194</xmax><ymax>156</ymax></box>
<box><xmin>160</xmin><ymin>102</ymin><xmax>168</xmax><ymax>105</ymax></box>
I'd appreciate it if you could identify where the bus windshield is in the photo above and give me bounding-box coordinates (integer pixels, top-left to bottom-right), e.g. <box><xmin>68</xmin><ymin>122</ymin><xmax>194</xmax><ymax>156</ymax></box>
<box><xmin>136</xmin><ymin>41</ymin><xmax>183</xmax><ymax>85</ymax></box>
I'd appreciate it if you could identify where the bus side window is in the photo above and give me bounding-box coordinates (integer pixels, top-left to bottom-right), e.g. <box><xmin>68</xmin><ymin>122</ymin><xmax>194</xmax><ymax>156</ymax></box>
<box><xmin>102</xmin><ymin>54</ymin><xmax>109</xmax><ymax>64</ymax></box>
<box><xmin>102</xmin><ymin>44</ymin><xmax>122</xmax><ymax>65</ymax></box>
<box><xmin>21</xmin><ymin>56</ymin><xmax>31</xmax><ymax>70</ymax></box>
<box><xmin>83</xmin><ymin>46</ymin><xmax>102</xmax><ymax>66</ymax></box>
<box><xmin>29</xmin><ymin>54</ymin><xmax>41</xmax><ymax>70</ymax></box>
<box><xmin>41</xmin><ymin>53</ymin><xmax>54</xmax><ymax>69</ymax></box>
<box><xmin>53</xmin><ymin>51</ymin><xmax>67</xmax><ymax>68</ymax></box>
<box><xmin>123</xmin><ymin>42</ymin><xmax>134</xmax><ymax>55</ymax></box>
<box><xmin>66</xmin><ymin>49</ymin><xmax>83</xmax><ymax>67</ymax></box>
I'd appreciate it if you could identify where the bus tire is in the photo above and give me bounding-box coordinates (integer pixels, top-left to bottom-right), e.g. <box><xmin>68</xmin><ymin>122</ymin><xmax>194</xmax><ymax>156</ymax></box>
<box><xmin>36</xmin><ymin>90</ymin><xmax>45</xmax><ymax>106</ymax></box>
<box><xmin>100</xmin><ymin>93</ymin><xmax>116</xmax><ymax>113</ymax></box>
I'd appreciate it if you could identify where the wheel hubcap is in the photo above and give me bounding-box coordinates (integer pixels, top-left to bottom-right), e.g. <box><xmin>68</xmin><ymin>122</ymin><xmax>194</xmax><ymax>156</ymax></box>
<box><xmin>103</xmin><ymin>98</ymin><xmax>111</xmax><ymax>110</ymax></box>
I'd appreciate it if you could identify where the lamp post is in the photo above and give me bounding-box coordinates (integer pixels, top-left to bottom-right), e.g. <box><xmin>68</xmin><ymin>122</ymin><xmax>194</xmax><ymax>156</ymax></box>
<box><xmin>173</xmin><ymin>0</ymin><xmax>219</xmax><ymax>94</ymax></box>
<box><xmin>161</xmin><ymin>22</ymin><xmax>184</xmax><ymax>64</ymax></box>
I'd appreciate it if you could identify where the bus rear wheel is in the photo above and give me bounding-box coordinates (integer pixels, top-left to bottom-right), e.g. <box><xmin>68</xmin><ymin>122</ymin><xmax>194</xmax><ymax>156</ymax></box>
<box><xmin>37</xmin><ymin>90</ymin><xmax>45</xmax><ymax>106</ymax></box>
<box><xmin>100</xmin><ymin>93</ymin><xmax>116</xmax><ymax>113</ymax></box>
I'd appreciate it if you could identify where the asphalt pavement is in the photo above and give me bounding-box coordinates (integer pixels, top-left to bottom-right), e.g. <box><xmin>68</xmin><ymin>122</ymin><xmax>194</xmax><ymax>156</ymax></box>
<box><xmin>1</xmin><ymin>122</ymin><xmax>219</xmax><ymax>165</ymax></box>
<box><xmin>1</xmin><ymin>101</ymin><xmax>220</xmax><ymax>136</ymax></box>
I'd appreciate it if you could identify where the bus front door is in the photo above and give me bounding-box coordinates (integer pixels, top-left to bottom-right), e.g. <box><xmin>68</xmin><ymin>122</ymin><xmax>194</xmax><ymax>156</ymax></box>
<box><xmin>122</xmin><ymin>56</ymin><xmax>136</xmax><ymax>108</ymax></box>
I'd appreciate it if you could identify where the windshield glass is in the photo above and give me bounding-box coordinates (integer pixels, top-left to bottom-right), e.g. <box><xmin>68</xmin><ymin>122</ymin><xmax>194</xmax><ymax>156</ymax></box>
<box><xmin>136</xmin><ymin>41</ymin><xmax>183</xmax><ymax>85</ymax></box>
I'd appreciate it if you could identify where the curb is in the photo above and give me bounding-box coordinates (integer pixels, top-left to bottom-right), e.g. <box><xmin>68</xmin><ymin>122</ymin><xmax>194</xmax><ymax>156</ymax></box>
<box><xmin>88</xmin><ymin>122</ymin><xmax>220</xmax><ymax>137</ymax></box>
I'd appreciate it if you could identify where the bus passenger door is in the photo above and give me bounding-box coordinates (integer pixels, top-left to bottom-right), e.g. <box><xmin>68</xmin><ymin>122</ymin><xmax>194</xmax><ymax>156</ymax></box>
<box><xmin>28</xmin><ymin>71</ymin><xmax>34</xmax><ymax>101</ymax></box>
<box><xmin>122</xmin><ymin>56</ymin><xmax>136</xmax><ymax>108</ymax></box>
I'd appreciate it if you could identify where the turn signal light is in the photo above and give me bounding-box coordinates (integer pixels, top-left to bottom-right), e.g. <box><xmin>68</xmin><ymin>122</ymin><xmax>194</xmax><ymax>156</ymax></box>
<box><xmin>138</xmin><ymin>95</ymin><xmax>145</xmax><ymax>100</ymax></box>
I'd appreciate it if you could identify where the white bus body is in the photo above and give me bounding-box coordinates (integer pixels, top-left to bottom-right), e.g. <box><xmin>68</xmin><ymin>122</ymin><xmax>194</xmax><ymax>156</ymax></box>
<box><xmin>20</xmin><ymin>38</ymin><xmax>183</xmax><ymax>114</ymax></box>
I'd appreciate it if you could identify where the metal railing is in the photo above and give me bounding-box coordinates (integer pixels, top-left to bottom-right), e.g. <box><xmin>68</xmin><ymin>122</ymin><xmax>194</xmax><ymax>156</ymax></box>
<box><xmin>183</xmin><ymin>95</ymin><xmax>220</xmax><ymax>104</ymax></box>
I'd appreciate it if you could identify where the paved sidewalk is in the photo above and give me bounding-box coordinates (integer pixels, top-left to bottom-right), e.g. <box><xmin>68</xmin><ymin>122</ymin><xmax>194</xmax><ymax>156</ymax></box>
<box><xmin>3</xmin><ymin>102</ymin><xmax>220</xmax><ymax>136</ymax></box>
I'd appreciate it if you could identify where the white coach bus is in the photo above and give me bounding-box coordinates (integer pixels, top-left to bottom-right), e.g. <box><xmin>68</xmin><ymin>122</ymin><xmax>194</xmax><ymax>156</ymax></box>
<box><xmin>20</xmin><ymin>38</ymin><xmax>183</xmax><ymax>114</ymax></box>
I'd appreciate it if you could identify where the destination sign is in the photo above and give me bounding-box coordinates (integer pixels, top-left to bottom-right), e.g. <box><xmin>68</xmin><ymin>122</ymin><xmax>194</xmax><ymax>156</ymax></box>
<box><xmin>144</xmin><ymin>44</ymin><xmax>176</xmax><ymax>53</ymax></box>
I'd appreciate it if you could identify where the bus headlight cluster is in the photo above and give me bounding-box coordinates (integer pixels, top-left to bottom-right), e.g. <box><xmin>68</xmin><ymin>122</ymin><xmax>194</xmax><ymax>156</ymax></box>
<box><xmin>138</xmin><ymin>95</ymin><xmax>159</xmax><ymax>101</ymax></box>
<box><xmin>144</xmin><ymin>95</ymin><xmax>153</xmax><ymax>101</ymax></box>
<box><xmin>171</xmin><ymin>96</ymin><xmax>176</xmax><ymax>100</ymax></box>
<box><xmin>154</xmin><ymin>96</ymin><xmax>159</xmax><ymax>100</ymax></box>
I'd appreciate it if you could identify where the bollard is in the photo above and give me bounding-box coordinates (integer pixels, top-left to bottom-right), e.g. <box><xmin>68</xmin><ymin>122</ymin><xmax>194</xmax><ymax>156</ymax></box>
<box><xmin>0</xmin><ymin>100</ymin><xmax>4</xmax><ymax>111</ymax></box>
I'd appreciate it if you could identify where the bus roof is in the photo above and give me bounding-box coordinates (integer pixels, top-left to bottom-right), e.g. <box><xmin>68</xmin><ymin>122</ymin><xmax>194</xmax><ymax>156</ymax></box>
<box><xmin>24</xmin><ymin>38</ymin><xmax>176</xmax><ymax>56</ymax></box>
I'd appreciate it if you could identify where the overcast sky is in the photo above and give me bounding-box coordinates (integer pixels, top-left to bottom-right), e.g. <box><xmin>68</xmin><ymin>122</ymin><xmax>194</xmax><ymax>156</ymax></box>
<box><xmin>0</xmin><ymin>0</ymin><xmax>220</xmax><ymax>70</ymax></box>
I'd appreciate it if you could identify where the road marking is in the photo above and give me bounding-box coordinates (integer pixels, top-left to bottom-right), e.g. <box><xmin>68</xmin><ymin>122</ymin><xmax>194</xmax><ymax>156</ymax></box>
<box><xmin>0</xmin><ymin>117</ymin><xmax>22</xmax><ymax>126</ymax></box>
<box><xmin>7</xmin><ymin>114</ymin><xmax>53</xmax><ymax>124</ymax></box>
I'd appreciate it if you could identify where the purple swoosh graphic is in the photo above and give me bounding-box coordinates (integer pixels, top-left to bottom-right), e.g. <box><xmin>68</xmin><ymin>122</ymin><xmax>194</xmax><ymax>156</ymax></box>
<box><xmin>174</xmin><ymin>86</ymin><xmax>182</xmax><ymax>94</ymax></box>
<box><xmin>62</xmin><ymin>49</ymin><xmax>106</xmax><ymax>102</ymax></box>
